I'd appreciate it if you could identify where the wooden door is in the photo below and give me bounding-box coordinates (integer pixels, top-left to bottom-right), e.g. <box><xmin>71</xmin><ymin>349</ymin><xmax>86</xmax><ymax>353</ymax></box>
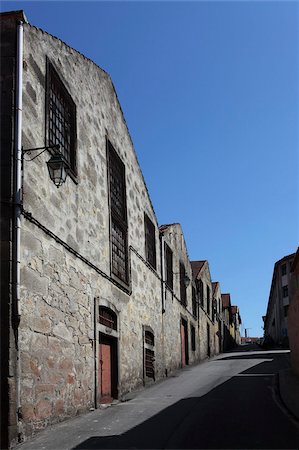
<box><xmin>98</xmin><ymin>334</ymin><xmax>118</xmax><ymax>404</ymax></box>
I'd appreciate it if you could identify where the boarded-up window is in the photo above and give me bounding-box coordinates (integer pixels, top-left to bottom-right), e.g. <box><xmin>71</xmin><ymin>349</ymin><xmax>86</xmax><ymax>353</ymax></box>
<box><xmin>145</xmin><ymin>349</ymin><xmax>155</xmax><ymax>379</ymax></box>
<box><xmin>145</xmin><ymin>330</ymin><xmax>154</xmax><ymax>346</ymax></box>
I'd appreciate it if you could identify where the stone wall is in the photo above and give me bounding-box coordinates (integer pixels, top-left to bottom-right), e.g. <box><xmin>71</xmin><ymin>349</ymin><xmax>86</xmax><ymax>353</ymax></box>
<box><xmin>19</xmin><ymin>22</ymin><xmax>163</xmax><ymax>439</ymax></box>
<box><xmin>289</xmin><ymin>250</ymin><xmax>299</xmax><ymax>376</ymax></box>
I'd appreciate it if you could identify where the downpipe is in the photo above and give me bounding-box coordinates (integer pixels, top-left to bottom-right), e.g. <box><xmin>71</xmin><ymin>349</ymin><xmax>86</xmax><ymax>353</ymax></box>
<box><xmin>13</xmin><ymin>20</ymin><xmax>23</xmax><ymax>435</ymax></box>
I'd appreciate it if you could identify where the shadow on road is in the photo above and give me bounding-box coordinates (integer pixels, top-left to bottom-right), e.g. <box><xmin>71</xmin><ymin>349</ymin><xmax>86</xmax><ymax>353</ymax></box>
<box><xmin>73</xmin><ymin>351</ymin><xmax>299</xmax><ymax>449</ymax></box>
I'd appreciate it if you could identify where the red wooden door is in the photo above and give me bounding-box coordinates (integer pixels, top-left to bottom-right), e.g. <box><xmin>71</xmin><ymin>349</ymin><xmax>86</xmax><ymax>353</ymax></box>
<box><xmin>99</xmin><ymin>342</ymin><xmax>113</xmax><ymax>403</ymax></box>
<box><xmin>181</xmin><ymin>323</ymin><xmax>186</xmax><ymax>367</ymax></box>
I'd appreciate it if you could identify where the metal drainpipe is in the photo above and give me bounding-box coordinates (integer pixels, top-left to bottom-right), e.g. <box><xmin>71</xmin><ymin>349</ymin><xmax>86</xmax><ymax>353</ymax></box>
<box><xmin>159</xmin><ymin>233</ymin><xmax>166</xmax><ymax>376</ymax></box>
<box><xmin>14</xmin><ymin>20</ymin><xmax>23</xmax><ymax>420</ymax></box>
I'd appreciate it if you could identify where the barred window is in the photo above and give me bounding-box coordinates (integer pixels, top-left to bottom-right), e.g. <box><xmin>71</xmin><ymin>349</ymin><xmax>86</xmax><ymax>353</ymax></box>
<box><xmin>192</xmin><ymin>286</ymin><xmax>197</xmax><ymax>318</ymax></box>
<box><xmin>207</xmin><ymin>285</ymin><xmax>211</xmax><ymax>316</ymax></box>
<box><xmin>107</xmin><ymin>141</ymin><xmax>128</xmax><ymax>284</ymax></box>
<box><xmin>99</xmin><ymin>306</ymin><xmax>117</xmax><ymax>330</ymax></box>
<box><xmin>180</xmin><ymin>261</ymin><xmax>187</xmax><ymax>306</ymax></box>
<box><xmin>144</xmin><ymin>214</ymin><xmax>156</xmax><ymax>269</ymax></box>
<box><xmin>165</xmin><ymin>243</ymin><xmax>173</xmax><ymax>289</ymax></box>
<box><xmin>47</xmin><ymin>62</ymin><xmax>76</xmax><ymax>173</ymax></box>
<box><xmin>145</xmin><ymin>330</ymin><xmax>155</xmax><ymax>346</ymax></box>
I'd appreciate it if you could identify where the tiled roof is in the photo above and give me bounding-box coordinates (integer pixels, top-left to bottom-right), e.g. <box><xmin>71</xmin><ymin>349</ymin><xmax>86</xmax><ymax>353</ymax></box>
<box><xmin>230</xmin><ymin>306</ymin><xmax>238</xmax><ymax>315</ymax></box>
<box><xmin>221</xmin><ymin>293</ymin><xmax>231</xmax><ymax>308</ymax></box>
<box><xmin>212</xmin><ymin>281</ymin><xmax>219</xmax><ymax>294</ymax></box>
<box><xmin>190</xmin><ymin>261</ymin><xmax>206</xmax><ymax>278</ymax></box>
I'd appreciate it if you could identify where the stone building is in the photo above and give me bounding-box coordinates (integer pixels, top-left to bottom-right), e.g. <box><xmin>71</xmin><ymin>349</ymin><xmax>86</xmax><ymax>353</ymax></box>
<box><xmin>159</xmin><ymin>224</ymin><xmax>200</xmax><ymax>370</ymax></box>
<box><xmin>212</xmin><ymin>282</ymin><xmax>223</xmax><ymax>354</ymax></box>
<box><xmin>230</xmin><ymin>306</ymin><xmax>241</xmax><ymax>346</ymax></box>
<box><xmin>263</xmin><ymin>252</ymin><xmax>295</xmax><ymax>347</ymax></box>
<box><xmin>191</xmin><ymin>260</ymin><xmax>217</xmax><ymax>359</ymax></box>
<box><xmin>285</xmin><ymin>248</ymin><xmax>299</xmax><ymax>375</ymax></box>
<box><xmin>0</xmin><ymin>10</ymin><xmax>240</xmax><ymax>448</ymax></box>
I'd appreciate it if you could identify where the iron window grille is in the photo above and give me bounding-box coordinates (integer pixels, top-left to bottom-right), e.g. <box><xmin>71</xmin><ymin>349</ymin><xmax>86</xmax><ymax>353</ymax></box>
<box><xmin>99</xmin><ymin>306</ymin><xmax>117</xmax><ymax>330</ymax></box>
<box><xmin>180</xmin><ymin>262</ymin><xmax>187</xmax><ymax>306</ymax></box>
<box><xmin>192</xmin><ymin>286</ymin><xmax>197</xmax><ymax>318</ymax></box>
<box><xmin>46</xmin><ymin>61</ymin><xmax>76</xmax><ymax>174</ymax></box>
<box><xmin>107</xmin><ymin>140</ymin><xmax>128</xmax><ymax>284</ymax></box>
<box><xmin>207</xmin><ymin>285</ymin><xmax>211</xmax><ymax>316</ymax></box>
<box><xmin>165</xmin><ymin>243</ymin><xmax>173</xmax><ymax>290</ymax></box>
<box><xmin>145</xmin><ymin>349</ymin><xmax>155</xmax><ymax>379</ymax></box>
<box><xmin>145</xmin><ymin>330</ymin><xmax>155</xmax><ymax>346</ymax></box>
<box><xmin>144</xmin><ymin>214</ymin><xmax>156</xmax><ymax>269</ymax></box>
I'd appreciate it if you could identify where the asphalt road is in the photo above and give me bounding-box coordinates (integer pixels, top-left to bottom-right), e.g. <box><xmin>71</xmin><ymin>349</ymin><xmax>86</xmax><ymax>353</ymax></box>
<box><xmin>18</xmin><ymin>348</ymin><xmax>299</xmax><ymax>450</ymax></box>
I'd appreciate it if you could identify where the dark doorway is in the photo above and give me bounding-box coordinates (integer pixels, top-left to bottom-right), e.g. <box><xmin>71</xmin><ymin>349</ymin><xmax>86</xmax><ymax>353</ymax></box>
<box><xmin>98</xmin><ymin>333</ymin><xmax>118</xmax><ymax>403</ymax></box>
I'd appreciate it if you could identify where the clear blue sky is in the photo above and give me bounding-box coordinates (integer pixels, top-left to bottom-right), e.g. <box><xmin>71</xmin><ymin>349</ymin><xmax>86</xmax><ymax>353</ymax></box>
<box><xmin>2</xmin><ymin>1</ymin><xmax>298</xmax><ymax>337</ymax></box>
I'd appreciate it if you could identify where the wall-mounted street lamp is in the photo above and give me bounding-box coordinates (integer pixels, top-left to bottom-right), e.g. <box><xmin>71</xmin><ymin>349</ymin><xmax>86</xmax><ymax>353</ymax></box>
<box><xmin>184</xmin><ymin>275</ymin><xmax>191</xmax><ymax>288</ymax></box>
<box><xmin>22</xmin><ymin>144</ymin><xmax>69</xmax><ymax>188</ymax></box>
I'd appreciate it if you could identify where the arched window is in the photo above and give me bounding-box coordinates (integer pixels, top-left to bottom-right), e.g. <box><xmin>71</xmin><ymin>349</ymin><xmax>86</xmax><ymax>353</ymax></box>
<box><xmin>99</xmin><ymin>306</ymin><xmax>117</xmax><ymax>330</ymax></box>
<box><xmin>144</xmin><ymin>330</ymin><xmax>154</xmax><ymax>346</ymax></box>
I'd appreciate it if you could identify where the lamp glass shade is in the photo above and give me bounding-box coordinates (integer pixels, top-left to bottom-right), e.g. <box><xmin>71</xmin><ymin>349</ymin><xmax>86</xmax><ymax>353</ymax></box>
<box><xmin>47</xmin><ymin>154</ymin><xmax>68</xmax><ymax>187</ymax></box>
<box><xmin>184</xmin><ymin>275</ymin><xmax>191</xmax><ymax>288</ymax></box>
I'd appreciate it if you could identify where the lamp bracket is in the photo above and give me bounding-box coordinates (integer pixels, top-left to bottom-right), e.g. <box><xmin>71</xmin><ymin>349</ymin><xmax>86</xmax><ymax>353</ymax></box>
<box><xmin>22</xmin><ymin>145</ymin><xmax>60</xmax><ymax>161</ymax></box>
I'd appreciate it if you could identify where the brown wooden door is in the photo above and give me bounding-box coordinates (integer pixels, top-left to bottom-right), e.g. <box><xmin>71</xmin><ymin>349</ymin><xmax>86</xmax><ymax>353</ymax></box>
<box><xmin>99</xmin><ymin>342</ymin><xmax>112</xmax><ymax>403</ymax></box>
<box><xmin>98</xmin><ymin>334</ymin><xmax>118</xmax><ymax>403</ymax></box>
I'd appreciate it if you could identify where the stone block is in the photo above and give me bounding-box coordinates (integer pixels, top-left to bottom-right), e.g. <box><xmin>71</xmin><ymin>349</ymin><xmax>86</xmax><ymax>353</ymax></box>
<box><xmin>35</xmin><ymin>399</ymin><xmax>52</xmax><ymax>420</ymax></box>
<box><xmin>20</xmin><ymin>267</ymin><xmax>49</xmax><ymax>296</ymax></box>
<box><xmin>31</xmin><ymin>317</ymin><xmax>51</xmax><ymax>334</ymax></box>
<box><xmin>53</xmin><ymin>322</ymin><xmax>73</xmax><ymax>343</ymax></box>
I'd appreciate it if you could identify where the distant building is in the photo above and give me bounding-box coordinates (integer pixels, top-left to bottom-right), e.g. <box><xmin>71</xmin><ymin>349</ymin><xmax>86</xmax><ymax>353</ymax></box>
<box><xmin>288</xmin><ymin>248</ymin><xmax>299</xmax><ymax>376</ymax></box>
<box><xmin>263</xmin><ymin>253</ymin><xmax>295</xmax><ymax>346</ymax></box>
<box><xmin>230</xmin><ymin>306</ymin><xmax>242</xmax><ymax>345</ymax></box>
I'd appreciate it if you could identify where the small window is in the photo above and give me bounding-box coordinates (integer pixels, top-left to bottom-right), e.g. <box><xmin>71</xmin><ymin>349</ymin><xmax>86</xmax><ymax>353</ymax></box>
<box><xmin>165</xmin><ymin>243</ymin><xmax>173</xmax><ymax>290</ymax></box>
<box><xmin>47</xmin><ymin>61</ymin><xmax>76</xmax><ymax>174</ymax></box>
<box><xmin>191</xmin><ymin>325</ymin><xmax>196</xmax><ymax>351</ymax></box>
<box><xmin>281</xmin><ymin>264</ymin><xmax>287</xmax><ymax>276</ymax></box>
<box><xmin>180</xmin><ymin>261</ymin><xmax>187</xmax><ymax>306</ymax></box>
<box><xmin>99</xmin><ymin>306</ymin><xmax>117</xmax><ymax>330</ymax></box>
<box><xmin>144</xmin><ymin>214</ymin><xmax>156</xmax><ymax>269</ymax></box>
<box><xmin>282</xmin><ymin>285</ymin><xmax>288</xmax><ymax>298</ymax></box>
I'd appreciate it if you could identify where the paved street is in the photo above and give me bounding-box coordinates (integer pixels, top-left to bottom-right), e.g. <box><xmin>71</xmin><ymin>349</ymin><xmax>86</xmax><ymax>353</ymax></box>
<box><xmin>18</xmin><ymin>348</ymin><xmax>299</xmax><ymax>450</ymax></box>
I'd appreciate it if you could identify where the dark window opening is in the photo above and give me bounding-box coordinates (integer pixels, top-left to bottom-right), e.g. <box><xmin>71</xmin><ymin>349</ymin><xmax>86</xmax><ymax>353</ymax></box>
<box><xmin>180</xmin><ymin>262</ymin><xmax>187</xmax><ymax>306</ymax></box>
<box><xmin>207</xmin><ymin>285</ymin><xmax>211</xmax><ymax>315</ymax></box>
<box><xmin>145</xmin><ymin>330</ymin><xmax>155</xmax><ymax>346</ymax></box>
<box><xmin>281</xmin><ymin>264</ymin><xmax>287</xmax><ymax>276</ymax></box>
<box><xmin>282</xmin><ymin>285</ymin><xmax>288</xmax><ymax>298</ymax></box>
<box><xmin>99</xmin><ymin>306</ymin><xmax>117</xmax><ymax>330</ymax></box>
<box><xmin>108</xmin><ymin>141</ymin><xmax>128</xmax><ymax>284</ymax></box>
<box><xmin>47</xmin><ymin>62</ymin><xmax>76</xmax><ymax>173</ymax></box>
<box><xmin>284</xmin><ymin>305</ymin><xmax>289</xmax><ymax>317</ymax></box>
<box><xmin>192</xmin><ymin>286</ymin><xmax>197</xmax><ymax>318</ymax></box>
<box><xmin>191</xmin><ymin>325</ymin><xmax>196</xmax><ymax>351</ymax></box>
<box><xmin>165</xmin><ymin>243</ymin><xmax>173</xmax><ymax>290</ymax></box>
<box><xmin>144</xmin><ymin>214</ymin><xmax>156</xmax><ymax>269</ymax></box>
<box><xmin>196</xmin><ymin>279</ymin><xmax>204</xmax><ymax>307</ymax></box>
